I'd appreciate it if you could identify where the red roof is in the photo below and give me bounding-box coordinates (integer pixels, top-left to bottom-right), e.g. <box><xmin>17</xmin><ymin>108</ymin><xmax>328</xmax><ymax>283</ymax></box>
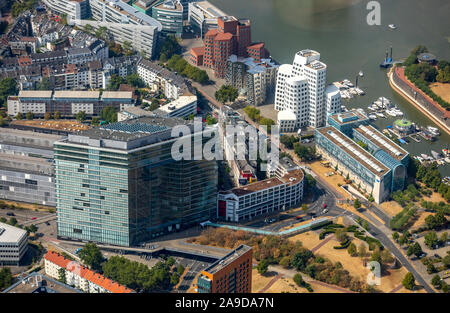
<box><xmin>205</xmin><ymin>29</ymin><xmax>219</xmax><ymax>37</ymax></box>
<box><xmin>247</xmin><ymin>42</ymin><xmax>265</xmax><ymax>50</ymax></box>
<box><xmin>44</xmin><ymin>251</ymin><xmax>134</xmax><ymax>293</ymax></box>
<box><xmin>190</xmin><ymin>46</ymin><xmax>204</xmax><ymax>56</ymax></box>
<box><xmin>215</xmin><ymin>33</ymin><xmax>233</xmax><ymax>41</ymax></box>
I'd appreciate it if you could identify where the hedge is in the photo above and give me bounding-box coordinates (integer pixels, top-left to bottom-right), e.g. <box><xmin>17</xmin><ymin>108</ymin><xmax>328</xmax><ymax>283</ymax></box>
<box><xmin>319</xmin><ymin>230</ymin><xmax>335</xmax><ymax>240</ymax></box>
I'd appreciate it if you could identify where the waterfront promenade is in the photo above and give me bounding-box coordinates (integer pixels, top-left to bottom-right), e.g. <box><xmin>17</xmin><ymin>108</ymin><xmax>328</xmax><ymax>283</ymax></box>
<box><xmin>389</xmin><ymin>66</ymin><xmax>450</xmax><ymax>135</ymax></box>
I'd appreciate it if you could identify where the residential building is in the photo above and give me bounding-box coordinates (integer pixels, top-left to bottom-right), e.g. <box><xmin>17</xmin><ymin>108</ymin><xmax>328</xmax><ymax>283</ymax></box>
<box><xmin>196</xmin><ymin>244</ymin><xmax>252</xmax><ymax>293</ymax></box>
<box><xmin>2</xmin><ymin>272</ymin><xmax>82</xmax><ymax>293</ymax></box>
<box><xmin>188</xmin><ymin>1</ymin><xmax>227</xmax><ymax>37</ymax></box>
<box><xmin>267</xmin><ymin>156</ymin><xmax>301</xmax><ymax>179</ymax></box>
<box><xmin>226</xmin><ymin>55</ymin><xmax>279</xmax><ymax>106</ymax></box>
<box><xmin>277</xmin><ymin>110</ymin><xmax>297</xmax><ymax>133</ymax></box>
<box><xmin>117</xmin><ymin>106</ymin><xmax>156</xmax><ymax>122</ymax></box>
<box><xmin>54</xmin><ymin>116</ymin><xmax>218</xmax><ymax>246</ymax></box>
<box><xmin>152</xmin><ymin>0</ymin><xmax>184</xmax><ymax>38</ymax></box>
<box><xmin>0</xmin><ymin>129</ymin><xmax>61</xmax><ymax>206</ymax></box>
<box><xmin>274</xmin><ymin>49</ymin><xmax>330</xmax><ymax>130</ymax></box>
<box><xmin>315</xmin><ymin>111</ymin><xmax>409</xmax><ymax>203</ymax></box>
<box><xmin>217</xmin><ymin>170</ymin><xmax>304</xmax><ymax>222</ymax></box>
<box><xmin>137</xmin><ymin>58</ymin><xmax>189</xmax><ymax>99</ymax></box>
<box><xmin>189</xmin><ymin>46</ymin><xmax>204</xmax><ymax>66</ymax></box>
<box><xmin>0</xmin><ymin>222</ymin><xmax>28</xmax><ymax>266</ymax></box>
<box><xmin>44</xmin><ymin>251</ymin><xmax>134</xmax><ymax>293</ymax></box>
<box><xmin>7</xmin><ymin>90</ymin><xmax>135</xmax><ymax>117</ymax></box>
<box><xmin>154</xmin><ymin>95</ymin><xmax>197</xmax><ymax>118</ymax></box>
<box><xmin>42</xmin><ymin>0</ymin><xmax>91</xmax><ymax>20</ymax></box>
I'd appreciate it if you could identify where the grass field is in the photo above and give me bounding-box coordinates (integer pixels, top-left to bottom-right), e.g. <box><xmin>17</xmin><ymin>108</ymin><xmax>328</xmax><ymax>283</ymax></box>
<box><xmin>430</xmin><ymin>82</ymin><xmax>450</xmax><ymax>103</ymax></box>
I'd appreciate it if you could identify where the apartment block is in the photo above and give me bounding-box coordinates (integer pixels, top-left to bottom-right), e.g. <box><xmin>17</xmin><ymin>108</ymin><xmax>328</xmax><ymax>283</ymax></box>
<box><xmin>196</xmin><ymin>245</ymin><xmax>252</xmax><ymax>293</ymax></box>
<box><xmin>217</xmin><ymin>170</ymin><xmax>304</xmax><ymax>222</ymax></box>
<box><xmin>188</xmin><ymin>1</ymin><xmax>227</xmax><ymax>37</ymax></box>
<box><xmin>0</xmin><ymin>222</ymin><xmax>28</xmax><ymax>266</ymax></box>
<box><xmin>44</xmin><ymin>251</ymin><xmax>134</xmax><ymax>293</ymax></box>
<box><xmin>152</xmin><ymin>0</ymin><xmax>183</xmax><ymax>38</ymax></box>
<box><xmin>42</xmin><ymin>0</ymin><xmax>91</xmax><ymax>20</ymax></box>
<box><xmin>7</xmin><ymin>90</ymin><xmax>135</xmax><ymax>117</ymax></box>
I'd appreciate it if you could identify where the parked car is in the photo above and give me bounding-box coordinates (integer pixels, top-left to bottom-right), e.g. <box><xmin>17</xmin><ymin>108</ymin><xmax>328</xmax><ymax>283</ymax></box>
<box><xmin>6</xmin><ymin>212</ymin><xmax>15</xmax><ymax>216</ymax></box>
<box><xmin>296</xmin><ymin>216</ymin><xmax>303</xmax><ymax>220</ymax></box>
<box><xmin>45</xmin><ymin>221</ymin><xmax>50</xmax><ymax>226</ymax></box>
<box><xmin>322</xmin><ymin>209</ymin><xmax>328</xmax><ymax>214</ymax></box>
<box><xmin>31</xmin><ymin>217</ymin><xmax>36</xmax><ymax>220</ymax></box>
<box><xmin>322</xmin><ymin>203</ymin><xmax>327</xmax><ymax>209</ymax></box>
<box><xmin>433</xmin><ymin>254</ymin><xmax>441</xmax><ymax>259</ymax></box>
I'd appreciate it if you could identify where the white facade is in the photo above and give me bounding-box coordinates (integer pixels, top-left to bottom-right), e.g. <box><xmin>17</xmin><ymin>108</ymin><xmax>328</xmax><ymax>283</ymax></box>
<box><xmin>325</xmin><ymin>84</ymin><xmax>342</xmax><ymax>117</ymax></box>
<box><xmin>277</xmin><ymin>110</ymin><xmax>297</xmax><ymax>133</ymax></box>
<box><xmin>156</xmin><ymin>95</ymin><xmax>197</xmax><ymax>118</ymax></box>
<box><xmin>70</xmin><ymin>19</ymin><xmax>159</xmax><ymax>59</ymax></box>
<box><xmin>274</xmin><ymin>49</ymin><xmax>328</xmax><ymax>130</ymax></box>
<box><xmin>0</xmin><ymin>222</ymin><xmax>28</xmax><ymax>266</ymax></box>
<box><xmin>217</xmin><ymin>170</ymin><xmax>304</xmax><ymax>222</ymax></box>
<box><xmin>42</xmin><ymin>0</ymin><xmax>90</xmax><ymax>20</ymax></box>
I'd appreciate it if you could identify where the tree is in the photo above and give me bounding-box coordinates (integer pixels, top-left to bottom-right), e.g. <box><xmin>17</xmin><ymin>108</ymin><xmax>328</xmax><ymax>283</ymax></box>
<box><xmin>358</xmin><ymin>243</ymin><xmax>367</xmax><ymax>258</ymax></box>
<box><xmin>392</xmin><ymin>232</ymin><xmax>399</xmax><ymax>241</ymax></box>
<box><xmin>54</xmin><ymin>111</ymin><xmax>61</xmax><ymax>120</ymax></box>
<box><xmin>347</xmin><ymin>242</ymin><xmax>357</xmax><ymax>257</ymax></box>
<box><xmin>335</xmin><ymin>229</ymin><xmax>348</xmax><ymax>243</ymax></box>
<box><xmin>291</xmin><ymin>249</ymin><xmax>314</xmax><ymax>271</ymax></box>
<box><xmin>83</xmin><ymin>24</ymin><xmax>94</xmax><ymax>35</ymax></box>
<box><xmin>206</xmin><ymin>115</ymin><xmax>217</xmax><ymax>125</ymax></box>
<box><xmin>443</xmin><ymin>255</ymin><xmax>450</xmax><ymax>269</ymax></box>
<box><xmin>431</xmin><ymin>274</ymin><xmax>442</xmax><ymax>288</ymax></box>
<box><xmin>353</xmin><ymin>199</ymin><xmax>361</xmax><ymax>209</ymax></box>
<box><xmin>149</xmin><ymin>99</ymin><xmax>160</xmax><ymax>111</ymax></box>
<box><xmin>177</xmin><ymin>264</ymin><xmax>185</xmax><ymax>276</ymax></box>
<box><xmin>15</xmin><ymin>112</ymin><xmax>23</xmax><ymax>120</ymax></box>
<box><xmin>126</xmin><ymin>73</ymin><xmax>145</xmax><ymax>88</ymax></box>
<box><xmin>301</xmin><ymin>204</ymin><xmax>308</xmax><ymax>214</ymax></box>
<box><xmin>279</xmin><ymin>256</ymin><xmax>291</xmax><ymax>268</ymax></box>
<box><xmin>0</xmin><ymin>78</ymin><xmax>17</xmax><ymax>105</ymax></box>
<box><xmin>362</xmin><ymin>220</ymin><xmax>369</xmax><ymax>230</ymax></box>
<box><xmin>44</xmin><ymin>112</ymin><xmax>52</xmax><ymax>120</ymax></box>
<box><xmin>107</xmin><ymin>74</ymin><xmax>126</xmax><ymax>91</ymax></box>
<box><xmin>26</xmin><ymin>111</ymin><xmax>34</xmax><ymax>120</ymax></box>
<box><xmin>381</xmin><ymin>249</ymin><xmax>394</xmax><ymax>264</ymax></box>
<box><xmin>293</xmin><ymin>273</ymin><xmax>305</xmax><ymax>287</ymax></box>
<box><xmin>91</xmin><ymin>117</ymin><xmax>100</xmax><ymax>126</ymax></box>
<box><xmin>78</xmin><ymin>243</ymin><xmax>104</xmax><ymax>272</ymax></box>
<box><xmin>215</xmin><ymin>85</ymin><xmax>238</xmax><ymax>104</ymax></box>
<box><xmin>76</xmin><ymin>111</ymin><xmax>86</xmax><ymax>122</ymax></box>
<box><xmin>0</xmin><ymin>267</ymin><xmax>13</xmax><ymax>291</ymax></box>
<box><xmin>402</xmin><ymin>272</ymin><xmax>415</xmax><ymax>290</ymax></box>
<box><xmin>257</xmin><ymin>259</ymin><xmax>269</xmax><ymax>275</ymax></box>
<box><xmin>170</xmin><ymin>272</ymin><xmax>180</xmax><ymax>285</ymax></box>
<box><xmin>122</xmin><ymin>41</ymin><xmax>133</xmax><ymax>56</ymax></box>
<box><xmin>58</xmin><ymin>268</ymin><xmax>67</xmax><ymax>284</ymax></box>
<box><xmin>166</xmin><ymin>256</ymin><xmax>175</xmax><ymax>267</ymax></box>
<box><xmin>407</xmin><ymin>242</ymin><xmax>422</xmax><ymax>258</ymax></box>
<box><xmin>100</xmin><ymin>106</ymin><xmax>117</xmax><ymax>124</ymax></box>
<box><xmin>424</xmin><ymin>231</ymin><xmax>439</xmax><ymax>249</ymax></box>
<box><xmin>95</xmin><ymin>26</ymin><xmax>109</xmax><ymax>42</ymax></box>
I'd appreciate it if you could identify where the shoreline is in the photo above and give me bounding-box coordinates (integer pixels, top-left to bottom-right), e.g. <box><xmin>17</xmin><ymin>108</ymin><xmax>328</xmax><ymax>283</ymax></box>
<box><xmin>388</xmin><ymin>67</ymin><xmax>450</xmax><ymax>136</ymax></box>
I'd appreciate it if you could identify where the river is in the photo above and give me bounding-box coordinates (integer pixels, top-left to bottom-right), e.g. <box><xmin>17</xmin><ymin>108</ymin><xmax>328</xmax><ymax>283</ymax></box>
<box><xmin>210</xmin><ymin>0</ymin><xmax>450</xmax><ymax>175</ymax></box>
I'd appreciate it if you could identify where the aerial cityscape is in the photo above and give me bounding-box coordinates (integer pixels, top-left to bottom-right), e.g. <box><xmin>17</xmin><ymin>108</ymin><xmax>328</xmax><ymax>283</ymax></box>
<box><xmin>0</xmin><ymin>0</ymin><xmax>449</xmax><ymax>302</ymax></box>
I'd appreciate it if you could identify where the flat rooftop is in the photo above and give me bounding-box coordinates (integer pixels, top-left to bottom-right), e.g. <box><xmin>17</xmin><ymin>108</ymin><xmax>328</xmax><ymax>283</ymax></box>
<box><xmin>0</xmin><ymin>222</ymin><xmax>27</xmax><ymax>243</ymax></box>
<box><xmin>18</xmin><ymin>90</ymin><xmax>52</xmax><ymax>98</ymax></box>
<box><xmin>354</xmin><ymin>125</ymin><xmax>408</xmax><ymax>161</ymax></box>
<box><xmin>101</xmin><ymin>91</ymin><xmax>133</xmax><ymax>99</ymax></box>
<box><xmin>297</xmin><ymin>49</ymin><xmax>320</xmax><ymax>57</ymax></box>
<box><xmin>154</xmin><ymin>0</ymin><xmax>182</xmax><ymax>11</ymax></box>
<box><xmin>192</xmin><ymin>1</ymin><xmax>227</xmax><ymax>18</ymax></box>
<box><xmin>202</xmin><ymin>244</ymin><xmax>251</xmax><ymax>275</ymax></box>
<box><xmin>329</xmin><ymin>110</ymin><xmax>368</xmax><ymax>125</ymax></box>
<box><xmin>10</xmin><ymin>120</ymin><xmax>90</xmax><ymax>132</ymax></box>
<box><xmin>229</xmin><ymin>169</ymin><xmax>304</xmax><ymax>197</ymax></box>
<box><xmin>3</xmin><ymin>273</ymin><xmax>82</xmax><ymax>294</ymax></box>
<box><xmin>53</xmin><ymin>90</ymin><xmax>100</xmax><ymax>99</ymax></box>
<box><xmin>317</xmin><ymin>127</ymin><xmax>389</xmax><ymax>176</ymax></box>
<box><xmin>306</xmin><ymin>60</ymin><xmax>326</xmax><ymax>70</ymax></box>
<box><xmin>156</xmin><ymin>95</ymin><xmax>197</xmax><ymax>114</ymax></box>
<box><xmin>70</xmin><ymin>116</ymin><xmax>192</xmax><ymax>142</ymax></box>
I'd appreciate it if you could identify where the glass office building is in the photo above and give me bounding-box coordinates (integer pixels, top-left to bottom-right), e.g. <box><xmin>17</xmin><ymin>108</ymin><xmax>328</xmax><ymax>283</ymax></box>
<box><xmin>55</xmin><ymin>116</ymin><xmax>218</xmax><ymax>246</ymax></box>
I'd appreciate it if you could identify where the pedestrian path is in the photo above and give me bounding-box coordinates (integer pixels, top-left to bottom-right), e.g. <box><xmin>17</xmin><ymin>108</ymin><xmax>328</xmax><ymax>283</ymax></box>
<box><xmin>258</xmin><ymin>274</ymin><xmax>284</xmax><ymax>293</ymax></box>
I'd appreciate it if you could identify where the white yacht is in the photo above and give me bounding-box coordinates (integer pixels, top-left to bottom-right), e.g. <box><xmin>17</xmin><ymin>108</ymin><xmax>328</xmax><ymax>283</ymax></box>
<box><xmin>368</xmin><ymin>114</ymin><xmax>377</xmax><ymax>120</ymax></box>
<box><xmin>376</xmin><ymin>112</ymin><xmax>385</xmax><ymax>118</ymax></box>
<box><xmin>359</xmin><ymin>71</ymin><xmax>364</xmax><ymax>77</ymax></box>
<box><xmin>389</xmin><ymin>24</ymin><xmax>397</xmax><ymax>30</ymax></box>
<box><xmin>427</xmin><ymin>126</ymin><xmax>440</xmax><ymax>136</ymax></box>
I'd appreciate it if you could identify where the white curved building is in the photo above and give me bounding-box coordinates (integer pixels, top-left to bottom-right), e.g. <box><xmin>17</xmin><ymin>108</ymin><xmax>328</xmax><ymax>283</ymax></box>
<box><xmin>274</xmin><ymin>49</ymin><xmax>329</xmax><ymax>130</ymax></box>
<box><xmin>325</xmin><ymin>84</ymin><xmax>342</xmax><ymax>116</ymax></box>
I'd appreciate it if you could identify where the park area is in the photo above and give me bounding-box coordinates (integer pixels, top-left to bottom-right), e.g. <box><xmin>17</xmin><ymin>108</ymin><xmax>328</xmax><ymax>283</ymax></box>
<box><xmin>430</xmin><ymin>82</ymin><xmax>450</xmax><ymax>103</ymax></box>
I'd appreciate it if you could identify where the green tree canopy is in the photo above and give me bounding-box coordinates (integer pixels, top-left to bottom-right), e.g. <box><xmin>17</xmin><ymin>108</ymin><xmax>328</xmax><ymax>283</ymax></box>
<box><xmin>101</xmin><ymin>106</ymin><xmax>118</xmax><ymax>124</ymax></box>
<box><xmin>78</xmin><ymin>243</ymin><xmax>104</xmax><ymax>272</ymax></box>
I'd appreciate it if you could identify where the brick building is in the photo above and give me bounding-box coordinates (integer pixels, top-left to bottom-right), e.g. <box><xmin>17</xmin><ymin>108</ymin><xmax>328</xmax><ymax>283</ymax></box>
<box><xmin>196</xmin><ymin>245</ymin><xmax>252</xmax><ymax>293</ymax></box>
<box><xmin>189</xmin><ymin>15</ymin><xmax>268</xmax><ymax>79</ymax></box>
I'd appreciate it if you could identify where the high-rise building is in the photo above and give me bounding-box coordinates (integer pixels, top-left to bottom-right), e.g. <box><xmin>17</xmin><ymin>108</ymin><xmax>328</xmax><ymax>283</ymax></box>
<box><xmin>42</xmin><ymin>0</ymin><xmax>90</xmax><ymax>20</ymax></box>
<box><xmin>152</xmin><ymin>0</ymin><xmax>184</xmax><ymax>38</ymax></box>
<box><xmin>55</xmin><ymin>116</ymin><xmax>218</xmax><ymax>246</ymax></box>
<box><xmin>275</xmin><ymin>49</ymin><xmax>335</xmax><ymax>129</ymax></box>
<box><xmin>196</xmin><ymin>245</ymin><xmax>252</xmax><ymax>293</ymax></box>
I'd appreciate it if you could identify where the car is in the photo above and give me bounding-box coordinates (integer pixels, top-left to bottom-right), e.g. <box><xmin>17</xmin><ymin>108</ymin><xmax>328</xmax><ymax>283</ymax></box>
<box><xmin>322</xmin><ymin>209</ymin><xmax>328</xmax><ymax>214</ymax></box>
<box><xmin>413</xmin><ymin>233</ymin><xmax>418</xmax><ymax>238</ymax></box>
<box><xmin>6</xmin><ymin>212</ymin><xmax>15</xmax><ymax>216</ymax></box>
<box><xmin>419</xmin><ymin>253</ymin><xmax>426</xmax><ymax>259</ymax></box>
<box><xmin>31</xmin><ymin>217</ymin><xmax>36</xmax><ymax>220</ymax></box>
<box><xmin>433</xmin><ymin>254</ymin><xmax>441</xmax><ymax>259</ymax></box>
<box><xmin>296</xmin><ymin>216</ymin><xmax>303</xmax><ymax>220</ymax></box>
<box><xmin>322</xmin><ymin>203</ymin><xmax>327</xmax><ymax>209</ymax></box>
<box><xmin>45</xmin><ymin>221</ymin><xmax>50</xmax><ymax>226</ymax></box>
